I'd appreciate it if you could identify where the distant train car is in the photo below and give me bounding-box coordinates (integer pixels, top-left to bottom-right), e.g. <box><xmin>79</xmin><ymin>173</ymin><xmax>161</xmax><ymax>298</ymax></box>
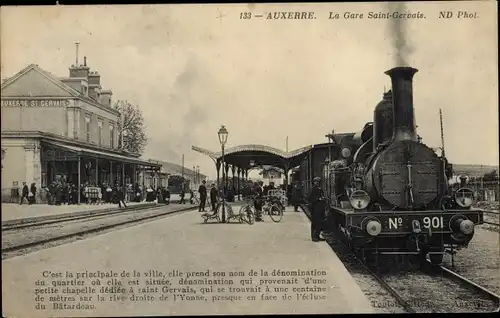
<box><xmin>295</xmin><ymin>66</ymin><xmax>484</xmax><ymax>265</ymax></box>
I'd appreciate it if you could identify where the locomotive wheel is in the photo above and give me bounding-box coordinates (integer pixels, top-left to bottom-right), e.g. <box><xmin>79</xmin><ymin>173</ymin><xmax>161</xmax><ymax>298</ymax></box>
<box><xmin>428</xmin><ymin>253</ymin><xmax>444</xmax><ymax>265</ymax></box>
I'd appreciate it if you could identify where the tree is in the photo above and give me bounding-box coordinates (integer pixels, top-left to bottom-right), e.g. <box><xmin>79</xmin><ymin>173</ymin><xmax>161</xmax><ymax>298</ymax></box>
<box><xmin>483</xmin><ymin>170</ymin><xmax>499</xmax><ymax>182</ymax></box>
<box><xmin>113</xmin><ymin>100</ymin><xmax>147</xmax><ymax>155</ymax></box>
<box><xmin>167</xmin><ymin>175</ymin><xmax>190</xmax><ymax>193</ymax></box>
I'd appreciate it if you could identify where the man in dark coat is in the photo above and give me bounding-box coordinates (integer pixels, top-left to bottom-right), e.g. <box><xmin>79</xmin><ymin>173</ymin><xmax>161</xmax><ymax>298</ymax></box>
<box><xmin>198</xmin><ymin>180</ymin><xmax>207</xmax><ymax>212</ymax></box>
<box><xmin>263</xmin><ymin>184</ymin><xmax>270</xmax><ymax>196</ymax></box>
<box><xmin>308</xmin><ymin>177</ymin><xmax>326</xmax><ymax>242</ymax></box>
<box><xmin>54</xmin><ymin>182</ymin><xmax>62</xmax><ymax>206</ymax></box>
<box><xmin>210</xmin><ymin>184</ymin><xmax>218</xmax><ymax>211</ymax></box>
<box><xmin>164</xmin><ymin>188</ymin><xmax>171</xmax><ymax>205</ymax></box>
<box><xmin>62</xmin><ymin>183</ymin><xmax>69</xmax><ymax>205</ymax></box>
<box><xmin>29</xmin><ymin>183</ymin><xmax>37</xmax><ymax>204</ymax></box>
<box><xmin>179</xmin><ymin>188</ymin><xmax>185</xmax><ymax>204</ymax></box>
<box><xmin>292</xmin><ymin>181</ymin><xmax>303</xmax><ymax>212</ymax></box>
<box><xmin>19</xmin><ymin>182</ymin><xmax>29</xmax><ymax>205</ymax></box>
<box><xmin>253</xmin><ymin>181</ymin><xmax>264</xmax><ymax>222</ymax></box>
<box><xmin>117</xmin><ymin>184</ymin><xmax>127</xmax><ymax>208</ymax></box>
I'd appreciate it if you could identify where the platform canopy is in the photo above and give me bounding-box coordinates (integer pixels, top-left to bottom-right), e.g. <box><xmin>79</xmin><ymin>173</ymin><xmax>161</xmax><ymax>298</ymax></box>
<box><xmin>192</xmin><ymin>144</ymin><xmax>313</xmax><ymax>170</ymax></box>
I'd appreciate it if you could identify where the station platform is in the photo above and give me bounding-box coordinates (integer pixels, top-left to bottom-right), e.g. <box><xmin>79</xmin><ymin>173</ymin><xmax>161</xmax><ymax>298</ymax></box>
<box><xmin>2</xmin><ymin>205</ymin><xmax>374</xmax><ymax>316</ymax></box>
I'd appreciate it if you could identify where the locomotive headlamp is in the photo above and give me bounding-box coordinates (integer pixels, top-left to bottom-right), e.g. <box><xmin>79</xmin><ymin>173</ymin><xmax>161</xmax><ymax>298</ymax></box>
<box><xmin>365</xmin><ymin>220</ymin><xmax>382</xmax><ymax>236</ymax></box>
<box><xmin>450</xmin><ymin>215</ymin><xmax>475</xmax><ymax>235</ymax></box>
<box><xmin>349</xmin><ymin>190</ymin><xmax>370</xmax><ymax>210</ymax></box>
<box><xmin>459</xmin><ymin>219</ymin><xmax>475</xmax><ymax>235</ymax></box>
<box><xmin>341</xmin><ymin>147</ymin><xmax>351</xmax><ymax>158</ymax></box>
<box><xmin>454</xmin><ymin>188</ymin><xmax>474</xmax><ymax>208</ymax></box>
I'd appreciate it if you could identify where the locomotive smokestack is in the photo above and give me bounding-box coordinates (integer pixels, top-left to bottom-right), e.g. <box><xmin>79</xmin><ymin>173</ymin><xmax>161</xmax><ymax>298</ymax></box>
<box><xmin>385</xmin><ymin>67</ymin><xmax>418</xmax><ymax>142</ymax></box>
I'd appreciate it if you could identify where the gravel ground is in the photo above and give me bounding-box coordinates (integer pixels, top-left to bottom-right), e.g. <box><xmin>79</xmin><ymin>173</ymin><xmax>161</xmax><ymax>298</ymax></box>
<box><xmin>442</xmin><ymin>228</ymin><xmax>500</xmax><ymax>296</ymax></box>
<box><xmin>304</xmin><ymin>207</ymin><xmax>499</xmax><ymax>313</ymax></box>
<box><xmin>324</xmin><ymin>234</ymin><xmax>406</xmax><ymax>313</ymax></box>
<box><xmin>1</xmin><ymin>205</ymin><xmax>196</xmax><ymax>259</ymax></box>
<box><xmin>382</xmin><ymin>269</ymin><xmax>497</xmax><ymax>313</ymax></box>
<box><xmin>325</xmin><ymin>226</ymin><xmax>499</xmax><ymax>313</ymax></box>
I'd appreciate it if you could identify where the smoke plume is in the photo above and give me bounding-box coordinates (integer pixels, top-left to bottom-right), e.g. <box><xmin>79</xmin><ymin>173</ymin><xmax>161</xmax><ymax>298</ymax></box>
<box><xmin>387</xmin><ymin>2</ymin><xmax>414</xmax><ymax>66</ymax></box>
<box><xmin>149</xmin><ymin>56</ymin><xmax>210</xmax><ymax>164</ymax></box>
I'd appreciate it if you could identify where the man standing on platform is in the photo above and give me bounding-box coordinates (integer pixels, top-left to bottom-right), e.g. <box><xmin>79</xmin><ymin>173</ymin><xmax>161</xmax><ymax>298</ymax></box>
<box><xmin>179</xmin><ymin>187</ymin><xmax>185</xmax><ymax>204</ymax></box>
<box><xmin>19</xmin><ymin>182</ymin><xmax>29</xmax><ymax>205</ymax></box>
<box><xmin>308</xmin><ymin>177</ymin><xmax>326</xmax><ymax>242</ymax></box>
<box><xmin>253</xmin><ymin>181</ymin><xmax>264</xmax><ymax>222</ymax></box>
<box><xmin>292</xmin><ymin>181</ymin><xmax>303</xmax><ymax>212</ymax></box>
<box><xmin>117</xmin><ymin>184</ymin><xmax>127</xmax><ymax>209</ymax></box>
<box><xmin>198</xmin><ymin>180</ymin><xmax>207</xmax><ymax>212</ymax></box>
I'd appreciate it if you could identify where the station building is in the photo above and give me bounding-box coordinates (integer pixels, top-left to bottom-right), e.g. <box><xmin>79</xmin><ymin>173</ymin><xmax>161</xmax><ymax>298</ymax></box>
<box><xmin>1</xmin><ymin>58</ymin><xmax>161</xmax><ymax>202</ymax></box>
<box><xmin>258</xmin><ymin>165</ymin><xmax>284</xmax><ymax>186</ymax></box>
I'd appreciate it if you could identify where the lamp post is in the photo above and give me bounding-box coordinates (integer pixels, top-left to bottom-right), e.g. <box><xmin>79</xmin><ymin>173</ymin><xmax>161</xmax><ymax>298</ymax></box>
<box><xmin>218</xmin><ymin>125</ymin><xmax>229</xmax><ymax>223</ymax></box>
<box><xmin>193</xmin><ymin>165</ymin><xmax>196</xmax><ymax>188</ymax></box>
<box><xmin>197</xmin><ymin>165</ymin><xmax>200</xmax><ymax>184</ymax></box>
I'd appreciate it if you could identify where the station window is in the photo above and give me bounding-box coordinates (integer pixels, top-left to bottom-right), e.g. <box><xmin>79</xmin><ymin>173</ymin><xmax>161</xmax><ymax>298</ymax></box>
<box><xmin>109</xmin><ymin>124</ymin><xmax>115</xmax><ymax>148</ymax></box>
<box><xmin>98</xmin><ymin>120</ymin><xmax>103</xmax><ymax>146</ymax></box>
<box><xmin>85</xmin><ymin>115</ymin><xmax>91</xmax><ymax>142</ymax></box>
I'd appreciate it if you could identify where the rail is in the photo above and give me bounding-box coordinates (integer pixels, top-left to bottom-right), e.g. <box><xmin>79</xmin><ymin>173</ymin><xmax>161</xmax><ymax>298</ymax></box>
<box><xmin>435</xmin><ymin>263</ymin><xmax>500</xmax><ymax>304</ymax></box>
<box><xmin>300</xmin><ymin>204</ymin><xmax>415</xmax><ymax>313</ymax></box>
<box><xmin>300</xmin><ymin>203</ymin><xmax>499</xmax><ymax>313</ymax></box>
<box><xmin>2</xmin><ymin>203</ymin><xmax>159</xmax><ymax>231</ymax></box>
<box><xmin>2</xmin><ymin>205</ymin><xmax>197</xmax><ymax>258</ymax></box>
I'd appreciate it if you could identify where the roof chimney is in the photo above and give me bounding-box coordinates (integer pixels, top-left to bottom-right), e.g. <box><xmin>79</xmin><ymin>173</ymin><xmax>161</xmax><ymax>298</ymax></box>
<box><xmin>84</xmin><ymin>56</ymin><xmax>87</xmax><ymax>66</ymax></box>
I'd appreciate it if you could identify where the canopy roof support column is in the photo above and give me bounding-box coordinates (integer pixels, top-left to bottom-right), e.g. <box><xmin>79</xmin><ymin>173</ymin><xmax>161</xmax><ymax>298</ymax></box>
<box><xmin>283</xmin><ymin>160</ymin><xmax>290</xmax><ymax>189</ymax></box>
<box><xmin>237</xmin><ymin>167</ymin><xmax>241</xmax><ymax>201</ymax></box>
<box><xmin>231</xmin><ymin>165</ymin><xmax>236</xmax><ymax>195</ymax></box>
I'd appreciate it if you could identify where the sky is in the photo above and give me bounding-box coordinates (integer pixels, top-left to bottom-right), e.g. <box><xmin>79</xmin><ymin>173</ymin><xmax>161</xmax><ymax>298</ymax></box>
<box><xmin>1</xmin><ymin>2</ymin><xmax>498</xmax><ymax>179</ymax></box>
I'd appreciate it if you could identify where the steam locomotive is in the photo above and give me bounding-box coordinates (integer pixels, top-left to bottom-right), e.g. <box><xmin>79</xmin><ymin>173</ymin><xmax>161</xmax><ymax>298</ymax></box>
<box><xmin>293</xmin><ymin>66</ymin><xmax>484</xmax><ymax>265</ymax></box>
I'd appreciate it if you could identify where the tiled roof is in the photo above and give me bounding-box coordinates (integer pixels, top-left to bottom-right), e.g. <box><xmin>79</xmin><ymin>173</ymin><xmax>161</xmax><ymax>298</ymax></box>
<box><xmin>1</xmin><ymin>64</ymin><xmax>81</xmax><ymax>97</ymax></box>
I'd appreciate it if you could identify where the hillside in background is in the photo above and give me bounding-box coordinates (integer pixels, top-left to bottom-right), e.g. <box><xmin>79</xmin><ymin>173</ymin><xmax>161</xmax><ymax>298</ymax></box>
<box><xmin>452</xmin><ymin>164</ymin><xmax>499</xmax><ymax>177</ymax></box>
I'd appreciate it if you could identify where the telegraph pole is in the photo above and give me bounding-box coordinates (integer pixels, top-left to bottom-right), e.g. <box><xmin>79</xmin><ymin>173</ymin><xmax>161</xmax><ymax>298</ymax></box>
<box><xmin>181</xmin><ymin>154</ymin><xmax>184</xmax><ymax>179</ymax></box>
<box><xmin>439</xmin><ymin>109</ymin><xmax>446</xmax><ymax>158</ymax></box>
<box><xmin>75</xmin><ymin>42</ymin><xmax>80</xmax><ymax>65</ymax></box>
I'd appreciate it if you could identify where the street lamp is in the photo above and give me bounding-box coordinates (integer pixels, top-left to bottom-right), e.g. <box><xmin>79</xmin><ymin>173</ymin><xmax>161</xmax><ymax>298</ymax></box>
<box><xmin>197</xmin><ymin>165</ymin><xmax>200</xmax><ymax>184</ymax></box>
<box><xmin>218</xmin><ymin>125</ymin><xmax>229</xmax><ymax>223</ymax></box>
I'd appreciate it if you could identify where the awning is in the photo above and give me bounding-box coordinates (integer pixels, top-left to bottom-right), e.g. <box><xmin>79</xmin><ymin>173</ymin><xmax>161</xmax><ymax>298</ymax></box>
<box><xmin>42</xmin><ymin>141</ymin><xmax>161</xmax><ymax>168</ymax></box>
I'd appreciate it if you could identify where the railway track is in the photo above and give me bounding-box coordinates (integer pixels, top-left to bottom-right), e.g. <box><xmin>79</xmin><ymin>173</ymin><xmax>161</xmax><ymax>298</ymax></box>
<box><xmin>435</xmin><ymin>263</ymin><xmax>500</xmax><ymax>304</ymax></box>
<box><xmin>1</xmin><ymin>203</ymin><xmax>159</xmax><ymax>231</ymax></box>
<box><xmin>300</xmin><ymin>205</ymin><xmax>499</xmax><ymax>313</ymax></box>
<box><xmin>2</xmin><ymin>204</ymin><xmax>198</xmax><ymax>259</ymax></box>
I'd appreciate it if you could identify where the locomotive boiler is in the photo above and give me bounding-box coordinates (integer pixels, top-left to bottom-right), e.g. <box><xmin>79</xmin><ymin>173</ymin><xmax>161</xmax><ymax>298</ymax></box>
<box><xmin>299</xmin><ymin>66</ymin><xmax>484</xmax><ymax>265</ymax></box>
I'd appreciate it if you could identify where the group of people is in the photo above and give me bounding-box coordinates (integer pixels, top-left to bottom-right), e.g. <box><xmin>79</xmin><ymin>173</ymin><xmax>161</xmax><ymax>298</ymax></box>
<box><xmin>19</xmin><ymin>182</ymin><xmax>37</xmax><ymax>205</ymax></box>
<box><xmin>41</xmin><ymin>181</ymin><xmax>129</xmax><ymax>207</ymax></box>
<box><xmin>195</xmin><ymin>177</ymin><xmax>327</xmax><ymax>242</ymax></box>
<box><xmin>19</xmin><ymin>174</ymin><xmax>326</xmax><ymax>242</ymax></box>
<box><xmin>16</xmin><ymin>180</ymin><xmax>155</xmax><ymax>208</ymax></box>
<box><xmin>194</xmin><ymin>180</ymin><xmax>217</xmax><ymax>212</ymax></box>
